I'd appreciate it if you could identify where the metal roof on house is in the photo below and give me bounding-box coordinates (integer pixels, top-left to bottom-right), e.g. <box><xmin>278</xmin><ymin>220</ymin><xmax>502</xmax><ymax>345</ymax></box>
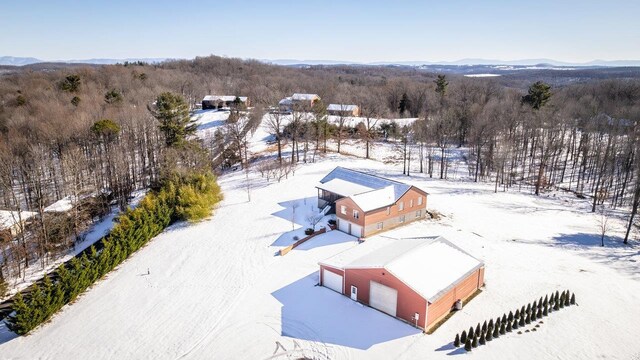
<box><xmin>203</xmin><ymin>95</ymin><xmax>248</xmax><ymax>102</ymax></box>
<box><xmin>327</xmin><ymin>104</ymin><xmax>358</xmax><ymax>111</ymax></box>
<box><xmin>319</xmin><ymin>236</ymin><xmax>484</xmax><ymax>303</ymax></box>
<box><xmin>316</xmin><ymin>178</ymin><xmax>375</xmax><ymax>197</ymax></box>
<box><xmin>318</xmin><ymin>167</ymin><xmax>415</xmax><ymax>211</ymax></box>
<box><xmin>291</xmin><ymin>93</ymin><xmax>320</xmax><ymax>101</ymax></box>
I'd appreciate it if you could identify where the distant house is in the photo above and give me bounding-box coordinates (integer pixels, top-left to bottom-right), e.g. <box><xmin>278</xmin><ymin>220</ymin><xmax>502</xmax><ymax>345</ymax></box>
<box><xmin>327</xmin><ymin>104</ymin><xmax>360</xmax><ymax>117</ymax></box>
<box><xmin>202</xmin><ymin>95</ymin><xmax>249</xmax><ymax>110</ymax></box>
<box><xmin>278</xmin><ymin>93</ymin><xmax>321</xmax><ymax>112</ymax></box>
<box><xmin>316</xmin><ymin>167</ymin><xmax>428</xmax><ymax>238</ymax></box>
<box><xmin>0</xmin><ymin>209</ymin><xmax>37</xmax><ymax>238</ymax></box>
<box><xmin>319</xmin><ymin>236</ymin><xmax>485</xmax><ymax>330</ymax></box>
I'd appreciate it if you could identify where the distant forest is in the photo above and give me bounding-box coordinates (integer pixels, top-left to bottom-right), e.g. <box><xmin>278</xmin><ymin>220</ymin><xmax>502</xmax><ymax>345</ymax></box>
<box><xmin>1</xmin><ymin>55</ymin><xmax>639</xmax><ymax>282</ymax></box>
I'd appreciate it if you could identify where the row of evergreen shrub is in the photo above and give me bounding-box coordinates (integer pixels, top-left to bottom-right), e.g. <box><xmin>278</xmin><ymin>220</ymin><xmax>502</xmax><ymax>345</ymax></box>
<box><xmin>455</xmin><ymin>290</ymin><xmax>576</xmax><ymax>351</ymax></box>
<box><xmin>6</xmin><ymin>171</ymin><xmax>222</xmax><ymax>335</ymax></box>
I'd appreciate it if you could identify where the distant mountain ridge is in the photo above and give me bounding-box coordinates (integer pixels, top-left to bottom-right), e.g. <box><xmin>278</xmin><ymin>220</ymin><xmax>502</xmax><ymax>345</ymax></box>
<box><xmin>2</xmin><ymin>55</ymin><xmax>640</xmax><ymax>68</ymax></box>
<box><xmin>0</xmin><ymin>56</ymin><xmax>168</xmax><ymax>66</ymax></box>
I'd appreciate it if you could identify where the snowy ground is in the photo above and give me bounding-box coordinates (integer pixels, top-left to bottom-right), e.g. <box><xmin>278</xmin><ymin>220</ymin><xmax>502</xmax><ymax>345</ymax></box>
<box><xmin>1</xmin><ymin>153</ymin><xmax>639</xmax><ymax>359</ymax></box>
<box><xmin>1</xmin><ymin>190</ymin><xmax>148</xmax><ymax>302</ymax></box>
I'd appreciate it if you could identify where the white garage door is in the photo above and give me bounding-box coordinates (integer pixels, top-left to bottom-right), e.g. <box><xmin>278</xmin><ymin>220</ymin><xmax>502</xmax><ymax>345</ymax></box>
<box><xmin>369</xmin><ymin>281</ymin><xmax>398</xmax><ymax>316</ymax></box>
<box><xmin>350</xmin><ymin>223</ymin><xmax>362</xmax><ymax>237</ymax></box>
<box><xmin>322</xmin><ymin>269</ymin><xmax>343</xmax><ymax>294</ymax></box>
<box><xmin>338</xmin><ymin>219</ymin><xmax>350</xmax><ymax>233</ymax></box>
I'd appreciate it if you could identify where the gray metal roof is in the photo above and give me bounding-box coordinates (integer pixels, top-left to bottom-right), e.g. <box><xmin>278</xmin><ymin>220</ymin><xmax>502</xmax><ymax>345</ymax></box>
<box><xmin>319</xmin><ymin>167</ymin><xmax>413</xmax><ymax>206</ymax></box>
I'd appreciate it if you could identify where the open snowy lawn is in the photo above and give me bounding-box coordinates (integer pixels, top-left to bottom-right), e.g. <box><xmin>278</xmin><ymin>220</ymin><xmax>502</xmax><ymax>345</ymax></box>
<box><xmin>1</xmin><ymin>153</ymin><xmax>639</xmax><ymax>359</ymax></box>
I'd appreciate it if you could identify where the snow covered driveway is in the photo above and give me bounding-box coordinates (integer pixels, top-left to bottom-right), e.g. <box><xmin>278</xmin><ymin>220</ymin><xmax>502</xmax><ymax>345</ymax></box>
<box><xmin>1</xmin><ymin>154</ymin><xmax>639</xmax><ymax>359</ymax></box>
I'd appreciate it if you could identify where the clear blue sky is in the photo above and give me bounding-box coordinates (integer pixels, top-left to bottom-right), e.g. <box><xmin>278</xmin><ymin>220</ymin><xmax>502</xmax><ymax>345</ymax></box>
<box><xmin>1</xmin><ymin>0</ymin><xmax>639</xmax><ymax>62</ymax></box>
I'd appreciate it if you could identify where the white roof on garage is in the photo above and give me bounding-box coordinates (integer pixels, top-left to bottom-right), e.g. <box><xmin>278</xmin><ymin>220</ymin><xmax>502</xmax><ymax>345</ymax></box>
<box><xmin>319</xmin><ymin>236</ymin><xmax>483</xmax><ymax>302</ymax></box>
<box><xmin>317</xmin><ymin>178</ymin><xmax>375</xmax><ymax>197</ymax></box>
<box><xmin>292</xmin><ymin>93</ymin><xmax>320</xmax><ymax>101</ymax></box>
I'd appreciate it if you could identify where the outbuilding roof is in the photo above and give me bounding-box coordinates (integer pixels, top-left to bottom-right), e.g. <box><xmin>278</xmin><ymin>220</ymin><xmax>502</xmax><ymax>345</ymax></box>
<box><xmin>291</xmin><ymin>93</ymin><xmax>320</xmax><ymax>101</ymax></box>
<box><xmin>0</xmin><ymin>209</ymin><xmax>37</xmax><ymax>230</ymax></box>
<box><xmin>319</xmin><ymin>236</ymin><xmax>483</xmax><ymax>303</ymax></box>
<box><xmin>203</xmin><ymin>95</ymin><xmax>248</xmax><ymax>102</ymax></box>
<box><xmin>318</xmin><ymin>167</ymin><xmax>417</xmax><ymax>211</ymax></box>
<box><xmin>316</xmin><ymin>178</ymin><xmax>375</xmax><ymax>197</ymax></box>
<box><xmin>327</xmin><ymin>104</ymin><xmax>358</xmax><ymax>111</ymax></box>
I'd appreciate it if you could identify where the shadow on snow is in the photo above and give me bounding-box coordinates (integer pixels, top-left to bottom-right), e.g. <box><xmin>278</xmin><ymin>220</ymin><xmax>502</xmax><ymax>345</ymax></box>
<box><xmin>271</xmin><ymin>273</ymin><xmax>420</xmax><ymax>350</ymax></box>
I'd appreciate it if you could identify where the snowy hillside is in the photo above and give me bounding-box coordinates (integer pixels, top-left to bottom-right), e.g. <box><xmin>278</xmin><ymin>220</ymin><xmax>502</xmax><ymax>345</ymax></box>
<box><xmin>1</xmin><ymin>152</ymin><xmax>638</xmax><ymax>359</ymax></box>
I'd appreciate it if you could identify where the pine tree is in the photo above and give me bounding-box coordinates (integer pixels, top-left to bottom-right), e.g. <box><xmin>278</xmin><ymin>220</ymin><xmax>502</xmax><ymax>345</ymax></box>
<box><xmin>522</xmin><ymin>81</ymin><xmax>552</xmax><ymax>110</ymax></box>
<box><xmin>532</xmin><ymin>300</ymin><xmax>538</xmax><ymax>311</ymax></box>
<box><xmin>500</xmin><ymin>322</ymin><xmax>506</xmax><ymax>335</ymax></box>
<box><xmin>472</xmin><ymin>334</ymin><xmax>478</xmax><ymax>348</ymax></box>
<box><xmin>482</xmin><ymin>320</ymin><xmax>488</xmax><ymax>333</ymax></box>
<box><xmin>486</xmin><ymin>328</ymin><xmax>493</xmax><ymax>342</ymax></box>
<box><xmin>564</xmin><ymin>292</ymin><xmax>571</xmax><ymax>306</ymax></box>
<box><xmin>493</xmin><ymin>325</ymin><xmax>500</xmax><ymax>338</ymax></box>
<box><xmin>461</xmin><ymin>330</ymin><xmax>468</xmax><ymax>344</ymax></box>
<box><xmin>536</xmin><ymin>307</ymin><xmax>543</xmax><ymax>319</ymax></box>
<box><xmin>454</xmin><ymin>333</ymin><xmax>461</xmax><ymax>347</ymax></box>
<box><xmin>479</xmin><ymin>333</ymin><xmax>486</xmax><ymax>345</ymax></box>
<box><xmin>543</xmin><ymin>295</ymin><xmax>549</xmax><ymax>307</ymax></box>
<box><xmin>515</xmin><ymin>309</ymin><xmax>520</xmax><ymax>319</ymax></box>
<box><xmin>513</xmin><ymin>319</ymin><xmax>519</xmax><ymax>330</ymax></box>
<box><xmin>502</xmin><ymin>314</ymin><xmax>508</xmax><ymax>325</ymax></box>
<box><xmin>488</xmin><ymin>319</ymin><xmax>494</xmax><ymax>330</ymax></box>
<box><xmin>526</xmin><ymin>303</ymin><xmax>531</xmax><ymax>315</ymax></box>
<box><xmin>570</xmin><ymin>293</ymin><xmax>576</xmax><ymax>305</ymax></box>
<box><xmin>543</xmin><ymin>304</ymin><xmax>549</xmax><ymax>316</ymax></box>
<box><xmin>434</xmin><ymin>74</ymin><xmax>449</xmax><ymax>99</ymax></box>
<box><xmin>554</xmin><ymin>298</ymin><xmax>560</xmax><ymax>311</ymax></box>
<box><xmin>475</xmin><ymin>323</ymin><xmax>481</xmax><ymax>337</ymax></box>
<box><xmin>465</xmin><ymin>338</ymin><xmax>472</xmax><ymax>352</ymax></box>
<box><xmin>149</xmin><ymin>92</ymin><xmax>197</xmax><ymax>147</ymax></box>
<box><xmin>468</xmin><ymin>326</ymin><xmax>475</xmax><ymax>340</ymax></box>
<box><xmin>508</xmin><ymin>311</ymin><xmax>514</xmax><ymax>322</ymax></box>
<box><xmin>519</xmin><ymin>316</ymin><xmax>525</xmax><ymax>327</ymax></box>
<box><xmin>555</xmin><ymin>290</ymin><xmax>560</xmax><ymax>303</ymax></box>
<box><xmin>525</xmin><ymin>313</ymin><xmax>531</xmax><ymax>324</ymax></box>
<box><xmin>506</xmin><ymin>320</ymin><xmax>512</xmax><ymax>332</ymax></box>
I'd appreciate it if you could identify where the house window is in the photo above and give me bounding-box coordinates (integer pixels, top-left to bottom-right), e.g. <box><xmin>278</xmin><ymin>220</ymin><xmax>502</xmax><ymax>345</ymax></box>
<box><xmin>353</xmin><ymin>210</ymin><xmax>360</xmax><ymax>219</ymax></box>
<box><xmin>386</xmin><ymin>207</ymin><xmax>390</xmax><ymax>215</ymax></box>
<box><xmin>398</xmin><ymin>201</ymin><xmax>404</xmax><ymax>211</ymax></box>
<box><xmin>340</xmin><ymin>205</ymin><xmax>347</xmax><ymax>215</ymax></box>
<box><xmin>418</xmin><ymin>196</ymin><xmax>423</xmax><ymax>206</ymax></box>
<box><xmin>416</xmin><ymin>210</ymin><xmax>421</xmax><ymax>218</ymax></box>
<box><xmin>377</xmin><ymin>222</ymin><xmax>383</xmax><ymax>230</ymax></box>
<box><xmin>410</xmin><ymin>199</ymin><xmax>414</xmax><ymax>208</ymax></box>
<box><xmin>399</xmin><ymin>215</ymin><xmax>406</xmax><ymax>223</ymax></box>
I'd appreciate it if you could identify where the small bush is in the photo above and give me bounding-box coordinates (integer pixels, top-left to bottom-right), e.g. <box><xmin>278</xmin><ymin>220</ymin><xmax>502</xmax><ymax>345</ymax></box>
<box><xmin>304</xmin><ymin>228</ymin><xmax>314</xmax><ymax>235</ymax></box>
<box><xmin>328</xmin><ymin>219</ymin><xmax>336</xmax><ymax>225</ymax></box>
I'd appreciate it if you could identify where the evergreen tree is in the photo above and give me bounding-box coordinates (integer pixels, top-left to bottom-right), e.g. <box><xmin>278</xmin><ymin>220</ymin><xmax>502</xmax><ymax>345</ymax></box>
<box><xmin>398</xmin><ymin>92</ymin><xmax>410</xmax><ymax>115</ymax></box>
<box><xmin>472</xmin><ymin>334</ymin><xmax>478</xmax><ymax>348</ymax></box>
<box><xmin>465</xmin><ymin>338</ymin><xmax>472</xmax><ymax>352</ymax></box>
<box><xmin>555</xmin><ymin>290</ymin><xmax>560</xmax><ymax>303</ymax></box>
<box><xmin>554</xmin><ymin>299</ymin><xmax>560</xmax><ymax>311</ymax></box>
<box><xmin>519</xmin><ymin>316</ymin><xmax>525</xmax><ymax>327</ymax></box>
<box><xmin>104</xmin><ymin>89</ymin><xmax>123</xmax><ymax>105</ymax></box>
<box><xmin>454</xmin><ymin>333</ymin><xmax>460</xmax><ymax>347</ymax></box>
<box><xmin>570</xmin><ymin>293</ymin><xmax>576</xmax><ymax>305</ymax></box>
<box><xmin>543</xmin><ymin>304</ymin><xmax>549</xmax><ymax>316</ymax></box>
<box><xmin>532</xmin><ymin>300</ymin><xmax>538</xmax><ymax>311</ymax></box>
<box><xmin>522</xmin><ymin>81</ymin><xmax>552</xmax><ymax>110</ymax></box>
<box><xmin>544</xmin><ymin>295</ymin><xmax>549</xmax><ymax>307</ymax></box>
<box><xmin>488</xmin><ymin>319</ymin><xmax>494</xmax><ymax>330</ymax></box>
<box><xmin>513</xmin><ymin>319</ymin><xmax>519</xmax><ymax>330</ymax></box>
<box><xmin>434</xmin><ymin>74</ymin><xmax>449</xmax><ymax>99</ymax></box>
<box><xmin>475</xmin><ymin>323</ymin><xmax>481</xmax><ymax>337</ymax></box>
<box><xmin>564</xmin><ymin>292</ymin><xmax>571</xmax><ymax>306</ymax></box>
<box><xmin>526</xmin><ymin>303</ymin><xmax>531</xmax><ymax>315</ymax></box>
<box><xmin>514</xmin><ymin>309</ymin><xmax>520</xmax><ymax>319</ymax></box>
<box><xmin>525</xmin><ymin>313</ymin><xmax>531</xmax><ymax>324</ymax></box>
<box><xmin>71</xmin><ymin>96</ymin><xmax>81</xmax><ymax>106</ymax></box>
<box><xmin>479</xmin><ymin>333</ymin><xmax>486</xmax><ymax>345</ymax></box>
<box><xmin>468</xmin><ymin>326</ymin><xmax>475</xmax><ymax>340</ymax></box>
<box><xmin>502</xmin><ymin>314</ymin><xmax>508</xmax><ymax>325</ymax></box>
<box><xmin>149</xmin><ymin>92</ymin><xmax>197</xmax><ymax>147</ymax></box>
<box><xmin>500</xmin><ymin>322</ymin><xmax>506</xmax><ymax>335</ymax></box>
<box><xmin>536</xmin><ymin>307</ymin><xmax>543</xmax><ymax>319</ymax></box>
<box><xmin>493</xmin><ymin>325</ymin><xmax>500</xmax><ymax>338</ymax></box>
<box><xmin>482</xmin><ymin>320</ymin><xmax>488</xmax><ymax>333</ymax></box>
<box><xmin>506</xmin><ymin>320</ymin><xmax>512</xmax><ymax>332</ymax></box>
<box><xmin>60</xmin><ymin>74</ymin><xmax>81</xmax><ymax>92</ymax></box>
<box><xmin>508</xmin><ymin>311</ymin><xmax>514</xmax><ymax>322</ymax></box>
<box><xmin>486</xmin><ymin>328</ymin><xmax>493</xmax><ymax>342</ymax></box>
<box><xmin>461</xmin><ymin>330</ymin><xmax>467</xmax><ymax>344</ymax></box>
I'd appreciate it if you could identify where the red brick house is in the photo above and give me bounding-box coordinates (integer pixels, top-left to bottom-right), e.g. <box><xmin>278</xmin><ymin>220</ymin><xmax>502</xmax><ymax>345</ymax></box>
<box><xmin>316</xmin><ymin>167</ymin><xmax>428</xmax><ymax>238</ymax></box>
<box><xmin>318</xmin><ymin>236</ymin><xmax>485</xmax><ymax>331</ymax></box>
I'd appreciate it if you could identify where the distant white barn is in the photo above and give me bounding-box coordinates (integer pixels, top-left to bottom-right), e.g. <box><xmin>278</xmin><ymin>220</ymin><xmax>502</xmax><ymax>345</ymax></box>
<box><xmin>327</xmin><ymin>104</ymin><xmax>360</xmax><ymax>117</ymax></box>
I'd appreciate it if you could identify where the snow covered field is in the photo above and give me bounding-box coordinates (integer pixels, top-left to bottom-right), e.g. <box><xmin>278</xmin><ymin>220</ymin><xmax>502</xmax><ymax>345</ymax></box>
<box><xmin>1</xmin><ymin>153</ymin><xmax>639</xmax><ymax>359</ymax></box>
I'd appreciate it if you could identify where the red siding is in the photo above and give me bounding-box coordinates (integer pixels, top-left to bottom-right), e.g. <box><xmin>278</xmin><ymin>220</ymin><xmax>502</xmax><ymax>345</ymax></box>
<box><xmin>344</xmin><ymin>268</ymin><xmax>427</xmax><ymax>329</ymax></box>
<box><xmin>426</xmin><ymin>267</ymin><xmax>484</xmax><ymax>328</ymax></box>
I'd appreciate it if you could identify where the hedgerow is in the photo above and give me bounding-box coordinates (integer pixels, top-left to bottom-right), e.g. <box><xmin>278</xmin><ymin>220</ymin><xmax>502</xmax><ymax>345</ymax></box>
<box><xmin>6</xmin><ymin>171</ymin><xmax>221</xmax><ymax>335</ymax></box>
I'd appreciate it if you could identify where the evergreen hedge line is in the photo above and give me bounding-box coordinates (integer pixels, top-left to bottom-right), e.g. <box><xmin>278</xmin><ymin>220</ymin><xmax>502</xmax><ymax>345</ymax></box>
<box><xmin>6</xmin><ymin>171</ymin><xmax>221</xmax><ymax>335</ymax></box>
<box><xmin>454</xmin><ymin>290</ymin><xmax>576</xmax><ymax>352</ymax></box>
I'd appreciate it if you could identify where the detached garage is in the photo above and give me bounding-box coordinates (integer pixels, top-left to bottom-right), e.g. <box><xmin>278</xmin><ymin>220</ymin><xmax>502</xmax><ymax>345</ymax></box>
<box><xmin>318</xmin><ymin>236</ymin><xmax>485</xmax><ymax>331</ymax></box>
